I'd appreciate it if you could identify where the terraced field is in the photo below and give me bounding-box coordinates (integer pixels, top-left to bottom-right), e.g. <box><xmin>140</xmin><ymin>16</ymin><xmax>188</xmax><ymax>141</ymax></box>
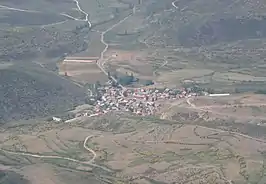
<box><xmin>1</xmin><ymin>113</ymin><xmax>266</xmax><ymax>184</ymax></box>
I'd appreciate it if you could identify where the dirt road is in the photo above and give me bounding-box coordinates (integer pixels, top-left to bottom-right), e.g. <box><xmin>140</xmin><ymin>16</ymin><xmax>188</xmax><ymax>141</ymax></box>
<box><xmin>171</xmin><ymin>0</ymin><xmax>178</xmax><ymax>9</ymax></box>
<box><xmin>0</xmin><ymin>135</ymin><xmax>112</xmax><ymax>172</ymax></box>
<box><xmin>98</xmin><ymin>12</ymin><xmax>133</xmax><ymax>90</ymax></box>
<box><xmin>73</xmin><ymin>0</ymin><xmax>92</xmax><ymax>27</ymax></box>
<box><xmin>185</xmin><ymin>97</ymin><xmax>266</xmax><ymax>143</ymax></box>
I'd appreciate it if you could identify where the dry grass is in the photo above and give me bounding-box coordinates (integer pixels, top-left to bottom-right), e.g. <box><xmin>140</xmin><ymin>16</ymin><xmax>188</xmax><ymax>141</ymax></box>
<box><xmin>156</xmin><ymin>69</ymin><xmax>214</xmax><ymax>86</ymax></box>
<box><xmin>106</xmin><ymin>48</ymin><xmax>155</xmax><ymax>77</ymax></box>
<box><xmin>161</xmin><ymin>94</ymin><xmax>266</xmax><ymax>124</ymax></box>
<box><xmin>212</xmin><ymin>72</ymin><xmax>266</xmax><ymax>82</ymax></box>
<box><xmin>1</xmin><ymin>112</ymin><xmax>266</xmax><ymax>184</ymax></box>
<box><xmin>58</xmin><ymin>61</ymin><xmax>107</xmax><ymax>84</ymax></box>
<box><xmin>21</xmin><ymin>164</ymin><xmax>62</xmax><ymax>184</ymax></box>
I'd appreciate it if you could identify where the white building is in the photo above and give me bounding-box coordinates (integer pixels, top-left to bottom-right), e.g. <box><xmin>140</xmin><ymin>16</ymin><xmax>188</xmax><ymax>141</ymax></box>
<box><xmin>52</xmin><ymin>117</ymin><xmax>62</xmax><ymax>122</ymax></box>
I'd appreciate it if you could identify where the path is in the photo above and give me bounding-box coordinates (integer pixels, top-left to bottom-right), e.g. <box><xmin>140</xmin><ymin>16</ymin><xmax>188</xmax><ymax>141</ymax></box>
<box><xmin>171</xmin><ymin>0</ymin><xmax>178</xmax><ymax>9</ymax></box>
<box><xmin>153</xmin><ymin>56</ymin><xmax>168</xmax><ymax>76</ymax></box>
<box><xmin>1</xmin><ymin>1</ymin><xmax>134</xmax><ymax>171</ymax></box>
<box><xmin>0</xmin><ymin>5</ymin><xmax>40</xmax><ymax>13</ymax></box>
<box><xmin>0</xmin><ymin>3</ymin><xmax>88</xmax><ymax>26</ymax></box>
<box><xmin>83</xmin><ymin>136</ymin><xmax>97</xmax><ymax>162</ymax></box>
<box><xmin>60</xmin><ymin>13</ymin><xmax>83</xmax><ymax>21</ymax></box>
<box><xmin>98</xmin><ymin>13</ymin><xmax>133</xmax><ymax>90</ymax></box>
<box><xmin>0</xmin><ymin>135</ymin><xmax>111</xmax><ymax>172</ymax></box>
<box><xmin>0</xmin><ymin>0</ymin><xmax>134</xmax><ymax>173</ymax></box>
<box><xmin>73</xmin><ymin>0</ymin><xmax>92</xmax><ymax>28</ymax></box>
<box><xmin>185</xmin><ymin>97</ymin><xmax>266</xmax><ymax>143</ymax></box>
<box><xmin>189</xmin><ymin>102</ymin><xmax>266</xmax><ymax>109</ymax></box>
<box><xmin>32</xmin><ymin>61</ymin><xmax>84</xmax><ymax>88</ymax></box>
<box><xmin>72</xmin><ymin>0</ymin><xmax>134</xmax><ymax>90</ymax></box>
<box><xmin>186</xmin><ymin>97</ymin><xmax>266</xmax><ymax>120</ymax></box>
<box><xmin>41</xmin><ymin>20</ymin><xmax>68</xmax><ymax>28</ymax></box>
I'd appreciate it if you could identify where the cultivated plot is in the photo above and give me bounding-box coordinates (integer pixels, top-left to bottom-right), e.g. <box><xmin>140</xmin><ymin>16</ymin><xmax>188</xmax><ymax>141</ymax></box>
<box><xmin>1</xmin><ymin>113</ymin><xmax>266</xmax><ymax>184</ymax></box>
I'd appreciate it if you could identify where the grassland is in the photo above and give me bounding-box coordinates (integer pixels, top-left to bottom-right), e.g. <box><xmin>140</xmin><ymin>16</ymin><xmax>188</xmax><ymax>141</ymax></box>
<box><xmin>160</xmin><ymin>94</ymin><xmax>266</xmax><ymax>138</ymax></box>
<box><xmin>1</xmin><ymin>112</ymin><xmax>266</xmax><ymax>184</ymax></box>
<box><xmin>0</xmin><ymin>63</ymin><xmax>87</xmax><ymax>123</ymax></box>
<box><xmin>58</xmin><ymin>61</ymin><xmax>108</xmax><ymax>84</ymax></box>
<box><xmin>1</xmin><ymin>0</ymin><xmax>266</xmax><ymax>122</ymax></box>
<box><xmin>0</xmin><ymin>0</ymin><xmax>135</xmax><ymax>121</ymax></box>
<box><xmin>1</xmin><ymin>0</ymin><xmax>266</xmax><ymax>183</ymax></box>
<box><xmin>3</xmin><ymin>0</ymin><xmax>265</xmax><ymax>92</ymax></box>
<box><xmin>90</xmin><ymin>0</ymin><xmax>266</xmax><ymax>93</ymax></box>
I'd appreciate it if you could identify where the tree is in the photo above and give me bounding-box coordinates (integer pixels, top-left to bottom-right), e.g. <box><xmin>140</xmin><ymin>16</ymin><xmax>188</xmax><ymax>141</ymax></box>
<box><xmin>95</xmin><ymin>81</ymin><xmax>101</xmax><ymax>88</ymax></box>
<box><xmin>130</xmin><ymin>72</ymin><xmax>134</xmax><ymax>81</ymax></box>
<box><xmin>255</xmin><ymin>89</ymin><xmax>266</xmax><ymax>94</ymax></box>
<box><xmin>207</xmin><ymin>88</ymin><xmax>215</xmax><ymax>94</ymax></box>
<box><xmin>143</xmin><ymin>80</ymin><xmax>154</xmax><ymax>86</ymax></box>
<box><xmin>191</xmin><ymin>85</ymin><xmax>203</xmax><ymax>93</ymax></box>
<box><xmin>111</xmin><ymin>81</ymin><xmax>118</xmax><ymax>87</ymax></box>
<box><xmin>235</xmin><ymin>88</ymin><xmax>240</xmax><ymax>93</ymax></box>
<box><xmin>123</xmin><ymin>90</ymin><xmax>128</xmax><ymax>97</ymax></box>
<box><xmin>118</xmin><ymin>75</ymin><xmax>133</xmax><ymax>85</ymax></box>
<box><xmin>84</xmin><ymin>83</ymin><xmax>91</xmax><ymax>89</ymax></box>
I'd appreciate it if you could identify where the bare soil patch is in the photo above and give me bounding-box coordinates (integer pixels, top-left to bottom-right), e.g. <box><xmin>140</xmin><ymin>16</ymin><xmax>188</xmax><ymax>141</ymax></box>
<box><xmin>58</xmin><ymin>61</ymin><xmax>107</xmax><ymax>84</ymax></box>
<box><xmin>162</xmin><ymin>94</ymin><xmax>266</xmax><ymax>124</ymax></box>
<box><xmin>106</xmin><ymin>49</ymin><xmax>155</xmax><ymax>77</ymax></box>
<box><xmin>1</xmin><ymin>113</ymin><xmax>265</xmax><ymax>184</ymax></box>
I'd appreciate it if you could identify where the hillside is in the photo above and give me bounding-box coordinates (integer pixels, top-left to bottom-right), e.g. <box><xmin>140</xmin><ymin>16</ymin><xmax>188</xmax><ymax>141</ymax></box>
<box><xmin>142</xmin><ymin>0</ymin><xmax>266</xmax><ymax>47</ymax></box>
<box><xmin>0</xmin><ymin>170</ymin><xmax>30</xmax><ymax>184</ymax></box>
<box><xmin>105</xmin><ymin>0</ymin><xmax>266</xmax><ymax>92</ymax></box>
<box><xmin>1</xmin><ymin>112</ymin><xmax>266</xmax><ymax>184</ymax></box>
<box><xmin>0</xmin><ymin>0</ymin><xmax>91</xmax><ymax>123</ymax></box>
<box><xmin>0</xmin><ymin>64</ymin><xmax>86</xmax><ymax>123</ymax></box>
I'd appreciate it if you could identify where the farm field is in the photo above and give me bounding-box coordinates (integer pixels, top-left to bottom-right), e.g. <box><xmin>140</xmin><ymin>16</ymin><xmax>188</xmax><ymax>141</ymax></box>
<box><xmin>1</xmin><ymin>112</ymin><xmax>266</xmax><ymax>184</ymax></box>
<box><xmin>2</xmin><ymin>0</ymin><xmax>266</xmax><ymax>184</ymax></box>
<box><xmin>160</xmin><ymin>94</ymin><xmax>266</xmax><ymax>136</ymax></box>
<box><xmin>58</xmin><ymin>61</ymin><xmax>108</xmax><ymax>84</ymax></box>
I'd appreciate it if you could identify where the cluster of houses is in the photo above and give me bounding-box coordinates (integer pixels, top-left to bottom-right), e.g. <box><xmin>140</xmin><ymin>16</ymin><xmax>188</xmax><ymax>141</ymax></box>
<box><xmin>84</xmin><ymin>85</ymin><xmax>199</xmax><ymax>117</ymax></box>
<box><xmin>51</xmin><ymin>83</ymin><xmax>231</xmax><ymax>122</ymax></box>
<box><xmin>50</xmin><ymin>81</ymin><xmax>230</xmax><ymax>122</ymax></box>
<box><xmin>51</xmin><ymin>83</ymin><xmax>207</xmax><ymax>122</ymax></box>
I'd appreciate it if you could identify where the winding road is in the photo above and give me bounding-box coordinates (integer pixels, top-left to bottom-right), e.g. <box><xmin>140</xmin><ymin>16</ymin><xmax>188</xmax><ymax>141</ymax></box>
<box><xmin>72</xmin><ymin>0</ymin><xmax>133</xmax><ymax>90</ymax></box>
<box><xmin>171</xmin><ymin>0</ymin><xmax>178</xmax><ymax>9</ymax></box>
<box><xmin>0</xmin><ymin>135</ymin><xmax>111</xmax><ymax>172</ymax></box>
<box><xmin>153</xmin><ymin>56</ymin><xmax>168</xmax><ymax>76</ymax></box>
<box><xmin>2</xmin><ymin>2</ymin><xmax>258</xmax><ymax>180</ymax></box>
<box><xmin>0</xmin><ymin>0</ymin><xmax>134</xmax><ymax>171</ymax></box>
<box><xmin>98</xmin><ymin>13</ymin><xmax>133</xmax><ymax>90</ymax></box>
<box><xmin>185</xmin><ymin>97</ymin><xmax>266</xmax><ymax>143</ymax></box>
<box><xmin>0</xmin><ymin>5</ymin><xmax>40</xmax><ymax>13</ymax></box>
<box><xmin>73</xmin><ymin>0</ymin><xmax>92</xmax><ymax>28</ymax></box>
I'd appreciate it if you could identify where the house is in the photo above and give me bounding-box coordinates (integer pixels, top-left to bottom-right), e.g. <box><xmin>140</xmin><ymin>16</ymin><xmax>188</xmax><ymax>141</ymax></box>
<box><xmin>52</xmin><ymin>117</ymin><xmax>62</xmax><ymax>122</ymax></box>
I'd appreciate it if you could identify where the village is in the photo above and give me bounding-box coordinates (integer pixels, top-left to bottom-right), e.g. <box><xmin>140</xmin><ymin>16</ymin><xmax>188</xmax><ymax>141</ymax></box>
<box><xmin>80</xmin><ymin>81</ymin><xmax>203</xmax><ymax>117</ymax></box>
